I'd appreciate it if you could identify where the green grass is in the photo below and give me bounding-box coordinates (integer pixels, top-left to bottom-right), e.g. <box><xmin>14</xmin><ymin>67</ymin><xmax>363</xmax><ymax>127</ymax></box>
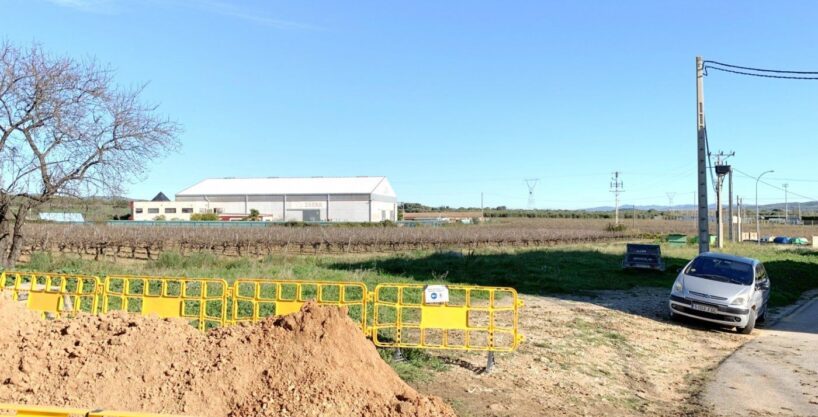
<box><xmin>377</xmin><ymin>348</ymin><xmax>448</xmax><ymax>382</ymax></box>
<box><xmin>328</xmin><ymin>242</ymin><xmax>818</xmax><ymax>307</ymax></box>
<box><xmin>16</xmin><ymin>242</ymin><xmax>818</xmax><ymax>382</ymax></box>
<box><xmin>21</xmin><ymin>241</ymin><xmax>818</xmax><ymax>307</ymax></box>
<box><xmin>568</xmin><ymin>318</ymin><xmax>629</xmax><ymax>349</ymax></box>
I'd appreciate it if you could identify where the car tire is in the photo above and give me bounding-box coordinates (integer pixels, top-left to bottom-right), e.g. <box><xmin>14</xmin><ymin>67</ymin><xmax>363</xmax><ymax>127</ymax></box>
<box><xmin>757</xmin><ymin>305</ymin><xmax>767</xmax><ymax>323</ymax></box>
<box><xmin>737</xmin><ymin>310</ymin><xmax>757</xmax><ymax>335</ymax></box>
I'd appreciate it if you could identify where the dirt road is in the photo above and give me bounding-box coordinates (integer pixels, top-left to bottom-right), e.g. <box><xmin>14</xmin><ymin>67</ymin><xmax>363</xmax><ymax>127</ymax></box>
<box><xmin>415</xmin><ymin>290</ymin><xmax>747</xmax><ymax>417</ymax></box>
<box><xmin>703</xmin><ymin>298</ymin><xmax>818</xmax><ymax>417</ymax></box>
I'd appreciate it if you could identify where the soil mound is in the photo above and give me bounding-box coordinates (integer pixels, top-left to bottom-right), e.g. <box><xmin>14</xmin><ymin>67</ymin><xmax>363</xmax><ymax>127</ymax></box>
<box><xmin>0</xmin><ymin>299</ymin><xmax>455</xmax><ymax>417</ymax></box>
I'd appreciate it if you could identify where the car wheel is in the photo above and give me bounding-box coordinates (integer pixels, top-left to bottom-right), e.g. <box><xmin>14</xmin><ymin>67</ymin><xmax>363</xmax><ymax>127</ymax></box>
<box><xmin>737</xmin><ymin>310</ymin><xmax>757</xmax><ymax>335</ymax></box>
<box><xmin>756</xmin><ymin>305</ymin><xmax>767</xmax><ymax>323</ymax></box>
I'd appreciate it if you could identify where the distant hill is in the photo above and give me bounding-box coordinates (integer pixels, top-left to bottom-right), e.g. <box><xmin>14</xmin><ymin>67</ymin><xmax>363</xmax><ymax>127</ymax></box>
<box><xmin>583</xmin><ymin>201</ymin><xmax>818</xmax><ymax>213</ymax></box>
<box><xmin>33</xmin><ymin>196</ymin><xmax>131</xmax><ymax>222</ymax></box>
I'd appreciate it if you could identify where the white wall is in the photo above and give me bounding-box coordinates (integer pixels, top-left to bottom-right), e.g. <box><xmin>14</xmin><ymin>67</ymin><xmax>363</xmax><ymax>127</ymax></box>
<box><xmin>327</xmin><ymin>200</ymin><xmax>370</xmax><ymax>222</ymax></box>
<box><xmin>371</xmin><ymin>201</ymin><xmax>397</xmax><ymax>222</ymax></box>
<box><xmin>132</xmin><ymin>201</ymin><xmax>205</xmax><ymax>221</ymax></box>
<box><xmin>134</xmin><ymin>193</ymin><xmax>392</xmax><ymax>222</ymax></box>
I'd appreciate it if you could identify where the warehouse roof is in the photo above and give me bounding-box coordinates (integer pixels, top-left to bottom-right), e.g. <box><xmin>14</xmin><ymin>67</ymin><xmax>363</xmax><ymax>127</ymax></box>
<box><xmin>176</xmin><ymin>176</ymin><xmax>395</xmax><ymax>197</ymax></box>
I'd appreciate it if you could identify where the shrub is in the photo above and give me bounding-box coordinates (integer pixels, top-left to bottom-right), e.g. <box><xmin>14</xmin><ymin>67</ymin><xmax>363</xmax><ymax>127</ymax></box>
<box><xmin>190</xmin><ymin>213</ymin><xmax>219</xmax><ymax>221</ymax></box>
<box><xmin>605</xmin><ymin>223</ymin><xmax>627</xmax><ymax>232</ymax></box>
<box><xmin>27</xmin><ymin>251</ymin><xmax>54</xmax><ymax>271</ymax></box>
<box><xmin>153</xmin><ymin>251</ymin><xmax>219</xmax><ymax>269</ymax></box>
<box><xmin>244</xmin><ymin>209</ymin><xmax>260</xmax><ymax>221</ymax></box>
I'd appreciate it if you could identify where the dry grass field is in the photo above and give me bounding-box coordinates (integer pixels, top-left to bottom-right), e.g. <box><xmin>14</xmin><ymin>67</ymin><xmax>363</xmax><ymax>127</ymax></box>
<box><xmin>20</xmin><ymin>218</ymin><xmax>818</xmax><ymax>261</ymax></box>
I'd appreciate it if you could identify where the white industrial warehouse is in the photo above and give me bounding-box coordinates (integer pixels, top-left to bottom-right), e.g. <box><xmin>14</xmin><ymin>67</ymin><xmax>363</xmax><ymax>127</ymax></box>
<box><xmin>131</xmin><ymin>176</ymin><xmax>397</xmax><ymax>222</ymax></box>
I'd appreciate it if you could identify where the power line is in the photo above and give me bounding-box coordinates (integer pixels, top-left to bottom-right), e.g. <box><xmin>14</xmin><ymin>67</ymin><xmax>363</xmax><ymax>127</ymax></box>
<box><xmin>703</xmin><ymin>60</ymin><xmax>818</xmax><ymax>75</ymax></box>
<box><xmin>703</xmin><ymin>60</ymin><xmax>818</xmax><ymax>80</ymax></box>
<box><xmin>766</xmin><ymin>176</ymin><xmax>818</xmax><ymax>183</ymax></box>
<box><xmin>733</xmin><ymin>168</ymin><xmax>818</xmax><ymax>201</ymax></box>
<box><xmin>703</xmin><ymin>66</ymin><xmax>818</xmax><ymax>80</ymax></box>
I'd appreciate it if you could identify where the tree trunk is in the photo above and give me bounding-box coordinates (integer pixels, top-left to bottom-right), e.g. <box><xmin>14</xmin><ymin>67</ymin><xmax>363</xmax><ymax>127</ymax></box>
<box><xmin>0</xmin><ymin>201</ymin><xmax>11</xmax><ymax>260</ymax></box>
<box><xmin>5</xmin><ymin>204</ymin><xmax>30</xmax><ymax>268</ymax></box>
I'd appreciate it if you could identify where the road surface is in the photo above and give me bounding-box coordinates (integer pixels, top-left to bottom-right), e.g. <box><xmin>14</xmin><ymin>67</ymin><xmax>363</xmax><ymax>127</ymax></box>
<box><xmin>703</xmin><ymin>298</ymin><xmax>818</xmax><ymax>416</ymax></box>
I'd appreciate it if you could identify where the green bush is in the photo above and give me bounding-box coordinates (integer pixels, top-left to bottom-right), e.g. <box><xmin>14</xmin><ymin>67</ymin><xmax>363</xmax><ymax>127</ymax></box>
<box><xmin>244</xmin><ymin>209</ymin><xmax>260</xmax><ymax>221</ymax></box>
<box><xmin>605</xmin><ymin>223</ymin><xmax>627</xmax><ymax>232</ymax></box>
<box><xmin>190</xmin><ymin>213</ymin><xmax>219</xmax><ymax>221</ymax></box>
<box><xmin>27</xmin><ymin>251</ymin><xmax>54</xmax><ymax>271</ymax></box>
<box><xmin>153</xmin><ymin>251</ymin><xmax>220</xmax><ymax>269</ymax></box>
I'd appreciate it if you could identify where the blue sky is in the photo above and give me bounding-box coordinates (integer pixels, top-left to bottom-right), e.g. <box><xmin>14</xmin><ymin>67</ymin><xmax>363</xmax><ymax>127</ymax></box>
<box><xmin>6</xmin><ymin>1</ymin><xmax>818</xmax><ymax>209</ymax></box>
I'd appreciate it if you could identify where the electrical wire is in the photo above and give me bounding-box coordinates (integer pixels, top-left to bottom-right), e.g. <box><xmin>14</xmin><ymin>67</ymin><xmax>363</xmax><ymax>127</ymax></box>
<box><xmin>733</xmin><ymin>167</ymin><xmax>818</xmax><ymax>202</ymax></box>
<box><xmin>703</xmin><ymin>60</ymin><xmax>818</xmax><ymax>80</ymax></box>
<box><xmin>703</xmin><ymin>60</ymin><xmax>818</xmax><ymax>75</ymax></box>
<box><xmin>766</xmin><ymin>176</ymin><xmax>818</xmax><ymax>183</ymax></box>
<box><xmin>702</xmin><ymin>117</ymin><xmax>718</xmax><ymax>192</ymax></box>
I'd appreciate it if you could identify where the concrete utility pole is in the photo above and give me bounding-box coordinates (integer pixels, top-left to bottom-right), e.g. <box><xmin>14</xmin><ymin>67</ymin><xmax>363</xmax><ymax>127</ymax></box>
<box><xmin>737</xmin><ymin>196</ymin><xmax>742</xmax><ymax>241</ymax></box>
<box><xmin>756</xmin><ymin>170</ymin><xmax>774</xmax><ymax>245</ymax></box>
<box><xmin>481</xmin><ymin>192</ymin><xmax>484</xmax><ymax>219</ymax></box>
<box><xmin>712</xmin><ymin>151</ymin><xmax>734</xmax><ymax>249</ymax></box>
<box><xmin>783</xmin><ymin>183</ymin><xmax>789</xmax><ymax>224</ymax></box>
<box><xmin>798</xmin><ymin>202</ymin><xmax>802</xmax><ymax>223</ymax></box>
<box><xmin>610</xmin><ymin>171</ymin><xmax>624</xmax><ymax>225</ymax></box>
<box><xmin>696</xmin><ymin>56</ymin><xmax>710</xmax><ymax>253</ymax></box>
<box><xmin>728</xmin><ymin>168</ymin><xmax>734</xmax><ymax>242</ymax></box>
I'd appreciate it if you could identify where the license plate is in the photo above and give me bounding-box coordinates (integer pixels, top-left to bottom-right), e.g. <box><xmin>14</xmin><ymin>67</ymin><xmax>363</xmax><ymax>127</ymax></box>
<box><xmin>692</xmin><ymin>303</ymin><xmax>718</xmax><ymax>314</ymax></box>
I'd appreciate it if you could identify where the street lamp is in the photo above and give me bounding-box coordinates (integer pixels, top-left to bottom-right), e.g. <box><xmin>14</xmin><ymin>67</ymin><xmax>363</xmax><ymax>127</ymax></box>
<box><xmin>755</xmin><ymin>170</ymin><xmax>774</xmax><ymax>245</ymax></box>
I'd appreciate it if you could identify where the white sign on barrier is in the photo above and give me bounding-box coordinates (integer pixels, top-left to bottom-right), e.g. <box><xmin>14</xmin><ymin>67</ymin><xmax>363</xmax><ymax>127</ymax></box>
<box><xmin>424</xmin><ymin>285</ymin><xmax>449</xmax><ymax>304</ymax></box>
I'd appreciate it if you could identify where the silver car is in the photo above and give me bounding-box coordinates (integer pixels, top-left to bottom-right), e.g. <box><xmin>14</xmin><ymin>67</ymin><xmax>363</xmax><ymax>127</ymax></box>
<box><xmin>668</xmin><ymin>252</ymin><xmax>771</xmax><ymax>334</ymax></box>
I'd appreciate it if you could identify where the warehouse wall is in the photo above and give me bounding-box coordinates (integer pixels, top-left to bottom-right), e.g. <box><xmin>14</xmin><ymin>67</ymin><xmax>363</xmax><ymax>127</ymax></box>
<box><xmin>147</xmin><ymin>193</ymin><xmax>385</xmax><ymax>222</ymax></box>
<box><xmin>370</xmin><ymin>200</ymin><xmax>397</xmax><ymax>222</ymax></box>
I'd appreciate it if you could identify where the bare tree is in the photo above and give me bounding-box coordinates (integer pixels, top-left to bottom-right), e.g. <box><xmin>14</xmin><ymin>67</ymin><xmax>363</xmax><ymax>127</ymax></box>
<box><xmin>0</xmin><ymin>42</ymin><xmax>181</xmax><ymax>267</ymax></box>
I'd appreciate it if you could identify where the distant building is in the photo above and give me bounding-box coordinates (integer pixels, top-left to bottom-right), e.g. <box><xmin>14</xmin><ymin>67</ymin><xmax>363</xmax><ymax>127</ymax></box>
<box><xmin>151</xmin><ymin>192</ymin><xmax>170</xmax><ymax>202</ymax></box>
<box><xmin>38</xmin><ymin>212</ymin><xmax>84</xmax><ymax>222</ymax></box>
<box><xmin>131</xmin><ymin>176</ymin><xmax>397</xmax><ymax>222</ymax></box>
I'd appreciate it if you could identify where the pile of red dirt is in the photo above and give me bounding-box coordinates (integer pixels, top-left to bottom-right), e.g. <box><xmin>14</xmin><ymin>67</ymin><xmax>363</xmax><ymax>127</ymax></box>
<box><xmin>0</xmin><ymin>299</ymin><xmax>455</xmax><ymax>417</ymax></box>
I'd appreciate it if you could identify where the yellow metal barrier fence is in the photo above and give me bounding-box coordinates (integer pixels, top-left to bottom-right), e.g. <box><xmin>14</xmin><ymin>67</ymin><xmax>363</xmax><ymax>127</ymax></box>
<box><xmin>231</xmin><ymin>279</ymin><xmax>368</xmax><ymax>332</ymax></box>
<box><xmin>0</xmin><ymin>403</ymin><xmax>194</xmax><ymax>417</ymax></box>
<box><xmin>371</xmin><ymin>283</ymin><xmax>524</xmax><ymax>352</ymax></box>
<box><xmin>1</xmin><ymin>271</ymin><xmax>524</xmax><ymax>353</ymax></box>
<box><xmin>101</xmin><ymin>275</ymin><xmax>230</xmax><ymax>331</ymax></box>
<box><xmin>1</xmin><ymin>272</ymin><xmax>101</xmax><ymax>318</ymax></box>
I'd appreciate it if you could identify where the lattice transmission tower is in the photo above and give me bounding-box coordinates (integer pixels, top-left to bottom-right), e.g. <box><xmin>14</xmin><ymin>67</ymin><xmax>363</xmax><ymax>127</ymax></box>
<box><xmin>525</xmin><ymin>179</ymin><xmax>539</xmax><ymax>209</ymax></box>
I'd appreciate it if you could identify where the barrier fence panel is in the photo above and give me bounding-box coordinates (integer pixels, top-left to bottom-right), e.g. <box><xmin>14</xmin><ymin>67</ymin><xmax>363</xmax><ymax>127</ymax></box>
<box><xmin>231</xmin><ymin>279</ymin><xmax>368</xmax><ymax>332</ymax></box>
<box><xmin>0</xmin><ymin>403</ymin><xmax>194</xmax><ymax>417</ymax></box>
<box><xmin>101</xmin><ymin>276</ymin><xmax>229</xmax><ymax>331</ymax></box>
<box><xmin>1</xmin><ymin>270</ymin><xmax>524</xmax><ymax>354</ymax></box>
<box><xmin>1</xmin><ymin>272</ymin><xmax>100</xmax><ymax>318</ymax></box>
<box><xmin>371</xmin><ymin>284</ymin><xmax>524</xmax><ymax>352</ymax></box>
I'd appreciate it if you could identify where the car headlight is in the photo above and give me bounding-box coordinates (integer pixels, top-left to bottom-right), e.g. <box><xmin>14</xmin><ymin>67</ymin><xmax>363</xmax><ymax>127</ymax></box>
<box><xmin>731</xmin><ymin>296</ymin><xmax>746</xmax><ymax>306</ymax></box>
<box><xmin>672</xmin><ymin>279</ymin><xmax>684</xmax><ymax>294</ymax></box>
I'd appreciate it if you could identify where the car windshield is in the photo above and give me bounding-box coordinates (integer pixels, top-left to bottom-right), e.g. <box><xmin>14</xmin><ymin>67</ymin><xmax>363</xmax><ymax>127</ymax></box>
<box><xmin>685</xmin><ymin>256</ymin><xmax>753</xmax><ymax>285</ymax></box>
